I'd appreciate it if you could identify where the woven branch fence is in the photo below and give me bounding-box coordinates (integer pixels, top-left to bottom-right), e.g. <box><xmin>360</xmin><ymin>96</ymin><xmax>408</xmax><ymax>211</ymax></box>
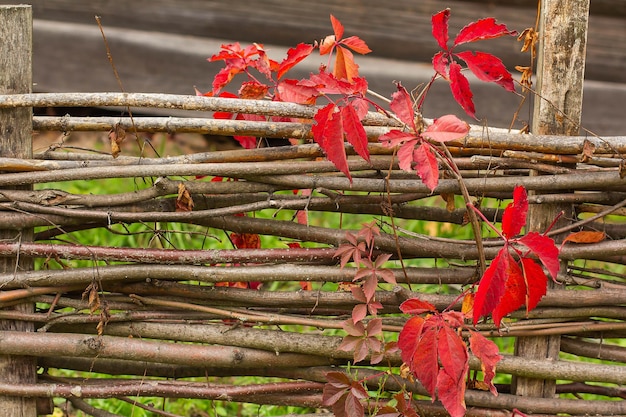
<box><xmin>1</xmin><ymin>3</ymin><xmax>626</xmax><ymax>417</ymax></box>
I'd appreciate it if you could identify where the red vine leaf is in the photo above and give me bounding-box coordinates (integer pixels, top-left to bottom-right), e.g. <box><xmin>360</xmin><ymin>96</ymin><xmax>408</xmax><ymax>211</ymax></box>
<box><xmin>436</xmin><ymin>326</ymin><xmax>469</xmax><ymax>417</ymax></box>
<box><xmin>453</xmin><ymin>17</ymin><xmax>517</xmax><ymax>47</ymax></box>
<box><xmin>422</xmin><ymin>114</ymin><xmax>470</xmax><ymax>143</ymax></box>
<box><xmin>473</xmin><ymin>249</ymin><xmax>510</xmax><ymax>324</ymax></box>
<box><xmin>312</xmin><ymin>103</ymin><xmax>351</xmax><ymax>181</ymax></box>
<box><xmin>390</xmin><ymin>83</ymin><xmax>417</xmax><ymax>129</ymax></box>
<box><xmin>397</xmin><ymin>316</ymin><xmax>425</xmax><ymax>365</ymax></box>
<box><xmin>323</xmin><ymin>372</ymin><xmax>367</xmax><ymax>417</ymax></box>
<box><xmin>449</xmin><ymin>61</ymin><xmax>475</xmax><ymax>118</ymax></box>
<box><xmin>501</xmin><ymin>185</ymin><xmax>528</xmax><ymax>238</ymax></box>
<box><xmin>431</xmin><ymin>9</ymin><xmax>451</xmax><ymax>50</ymax></box>
<box><xmin>413</xmin><ymin>142</ymin><xmax>440</xmax><ymax>191</ymax></box>
<box><xmin>277</xmin><ymin>43</ymin><xmax>315</xmax><ymax>80</ymax></box>
<box><xmin>321</xmin><ymin>15</ymin><xmax>371</xmax><ymax>82</ymax></box>
<box><xmin>520</xmin><ymin>257</ymin><xmax>548</xmax><ymax>311</ymax></box>
<box><xmin>454</xmin><ymin>51</ymin><xmax>515</xmax><ymax>92</ymax></box>
<box><xmin>517</xmin><ymin>232</ymin><xmax>560</xmax><ymax>281</ymax></box>
<box><xmin>400</xmin><ymin>298</ymin><xmax>436</xmax><ymax>315</ymax></box>
<box><xmin>490</xmin><ymin>255</ymin><xmax>525</xmax><ymax>326</ymax></box>
<box><xmin>468</xmin><ymin>332</ymin><xmax>501</xmax><ymax>395</ymax></box>
<box><xmin>341</xmin><ymin>104</ymin><xmax>370</xmax><ymax>162</ymax></box>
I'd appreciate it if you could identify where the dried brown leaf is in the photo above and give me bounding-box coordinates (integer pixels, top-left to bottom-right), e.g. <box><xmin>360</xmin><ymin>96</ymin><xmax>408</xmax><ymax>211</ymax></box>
<box><xmin>176</xmin><ymin>183</ymin><xmax>195</xmax><ymax>212</ymax></box>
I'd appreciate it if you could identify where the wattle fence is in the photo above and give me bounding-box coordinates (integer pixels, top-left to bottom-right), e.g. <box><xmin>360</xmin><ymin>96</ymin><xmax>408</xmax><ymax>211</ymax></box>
<box><xmin>0</xmin><ymin>3</ymin><xmax>625</xmax><ymax>417</ymax></box>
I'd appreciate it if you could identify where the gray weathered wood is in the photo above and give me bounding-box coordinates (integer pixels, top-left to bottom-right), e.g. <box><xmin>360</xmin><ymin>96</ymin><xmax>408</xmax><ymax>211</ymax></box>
<box><xmin>0</xmin><ymin>5</ymin><xmax>37</xmax><ymax>417</ymax></box>
<box><xmin>514</xmin><ymin>0</ymin><xmax>590</xmax><ymax>399</ymax></box>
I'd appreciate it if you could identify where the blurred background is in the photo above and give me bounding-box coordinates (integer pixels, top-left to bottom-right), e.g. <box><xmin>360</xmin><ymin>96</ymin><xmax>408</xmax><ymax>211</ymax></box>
<box><xmin>1</xmin><ymin>0</ymin><xmax>625</xmax><ymax>134</ymax></box>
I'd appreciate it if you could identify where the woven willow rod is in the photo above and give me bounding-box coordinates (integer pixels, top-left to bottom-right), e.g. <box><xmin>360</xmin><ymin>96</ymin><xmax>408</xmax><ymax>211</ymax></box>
<box><xmin>31</xmin><ymin>115</ymin><xmax>626</xmax><ymax>155</ymax></box>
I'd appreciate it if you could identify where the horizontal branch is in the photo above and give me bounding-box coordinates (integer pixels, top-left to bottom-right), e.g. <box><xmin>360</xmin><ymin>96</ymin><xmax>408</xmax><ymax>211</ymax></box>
<box><xmin>0</xmin><ymin>264</ymin><xmax>476</xmax><ymax>290</ymax></box>
<box><xmin>0</xmin><ymin>92</ymin><xmax>398</xmax><ymax>126</ymax></box>
<box><xmin>0</xmin><ymin>378</ymin><xmax>324</xmax><ymax>401</ymax></box>
<box><xmin>0</xmin><ymin>331</ymin><xmax>337</xmax><ymax>368</ymax></box>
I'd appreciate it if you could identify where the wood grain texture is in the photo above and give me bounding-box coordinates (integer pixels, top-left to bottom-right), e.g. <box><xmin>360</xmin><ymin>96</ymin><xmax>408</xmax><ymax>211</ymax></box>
<box><xmin>0</xmin><ymin>5</ymin><xmax>37</xmax><ymax>417</ymax></box>
<box><xmin>0</xmin><ymin>0</ymin><xmax>623</xmax><ymax>83</ymax></box>
<box><xmin>514</xmin><ymin>0</ymin><xmax>590</xmax><ymax>399</ymax></box>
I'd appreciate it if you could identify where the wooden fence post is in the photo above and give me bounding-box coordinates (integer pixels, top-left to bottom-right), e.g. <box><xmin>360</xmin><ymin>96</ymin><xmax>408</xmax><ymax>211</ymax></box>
<box><xmin>513</xmin><ymin>0</ymin><xmax>590</xmax><ymax>399</ymax></box>
<box><xmin>0</xmin><ymin>5</ymin><xmax>38</xmax><ymax>417</ymax></box>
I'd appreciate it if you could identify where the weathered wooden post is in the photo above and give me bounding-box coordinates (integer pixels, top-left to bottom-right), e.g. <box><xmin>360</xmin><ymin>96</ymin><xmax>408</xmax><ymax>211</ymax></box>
<box><xmin>513</xmin><ymin>0</ymin><xmax>590</xmax><ymax>399</ymax></box>
<box><xmin>0</xmin><ymin>5</ymin><xmax>38</xmax><ymax>417</ymax></box>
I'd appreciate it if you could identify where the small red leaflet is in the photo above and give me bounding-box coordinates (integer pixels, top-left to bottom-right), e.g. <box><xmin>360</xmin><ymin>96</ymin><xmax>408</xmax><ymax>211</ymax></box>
<box><xmin>379</xmin><ymin>83</ymin><xmax>469</xmax><ymax>191</ymax></box>
<box><xmin>472</xmin><ymin>185</ymin><xmax>560</xmax><ymax>326</ymax></box>
<box><xmin>398</xmin><ymin>299</ymin><xmax>501</xmax><ymax>417</ymax></box>
<box><xmin>430</xmin><ymin>9</ymin><xmax>517</xmax><ymax>118</ymax></box>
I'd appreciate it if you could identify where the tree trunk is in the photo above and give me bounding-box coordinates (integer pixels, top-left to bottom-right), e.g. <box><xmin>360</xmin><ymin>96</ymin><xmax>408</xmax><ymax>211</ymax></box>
<box><xmin>0</xmin><ymin>5</ymin><xmax>37</xmax><ymax>417</ymax></box>
<box><xmin>513</xmin><ymin>0</ymin><xmax>590</xmax><ymax>399</ymax></box>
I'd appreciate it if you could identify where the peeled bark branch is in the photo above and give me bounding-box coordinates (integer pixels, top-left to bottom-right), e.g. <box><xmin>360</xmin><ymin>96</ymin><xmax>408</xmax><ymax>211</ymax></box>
<box><xmin>0</xmin><ymin>331</ymin><xmax>337</xmax><ymax>368</ymax></box>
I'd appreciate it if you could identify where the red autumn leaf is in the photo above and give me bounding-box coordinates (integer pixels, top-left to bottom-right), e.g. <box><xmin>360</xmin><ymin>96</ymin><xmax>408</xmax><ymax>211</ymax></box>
<box><xmin>248</xmin><ymin>43</ymin><xmax>279</xmax><ymax>81</ymax></box>
<box><xmin>330</xmin><ymin>14</ymin><xmax>344</xmax><ymax>40</ymax></box>
<box><xmin>473</xmin><ymin>248</ymin><xmax>510</xmax><ymax>324</ymax></box>
<box><xmin>422</xmin><ymin>114</ymin><xmax>470</xmax><ymax>143</ymax></box>
<box><xmin>436</xmin><ymin>326</ymin><xmax>468</xmax><ymax>417</ymax></box>
<box><xmin>397</xmin><ymin>139</ymin><xmax>420</xmax><ymax>172</ymax></box>
<box><xmin>350</xmin><ymin>97</ymin><xmax>370</xmax><ymax>120</ymax></box>
<box><xmin>562</xmin><ymin>231</ymin><xmax>606</xmax><ymax>245</ymax></box>
<box><xmin>449</xmin><ymin>61</ymin><xmax>476</xmax><ymax>118</ymax></box>
<box><xmin>335</xmin><ymin>46</ymin><xmax>359</xmax><ymax>82</ymax></box>
<box><xmin>341</xmin><ymin>36</ymin><xmax>372</xmax><ymax>55</ymax></box>
<box><xmin>312</xmin><ymin>103</ymin><xmax>352</xmax><ymax>181</ymax></box>
<box><xmin>209</xmin><ymin>43</ymin><xmax>261</xmax><ymax>95</ymax></box>
<box><xmin>468</xmin><ymin>332</ymin><xmax>501</xmax><ymax>395</ymax></box>
<box><xmin>517</xmin><ymin>231</ymin><xmax>560</xmax><ymax>281</ymax></box>
<box><xmin>390</xmin><ymin>83</ymin><xmax>417</xmax><ymax>129</ymax></box>
<box><xmin>322</xmin><ymin>372</ymin><xmax>366</xmax><ymax>417</ymax></box>
<box><xmin>520</xmin><ymin>257</ymin><xmax>548</xmax><ymax>311</ymax></box>
<box><xmin>320</xmin><ymin>15</ymin><xmax>371</xmax><ymax>82</ymax></box>
<box><xmin>230</xmin><ymin>232</ymin><xmax>261</xmax><ymax>249</ymax></box>
<box><xmin>323</xmin><ymin>373</ymin><xmax>350</xmax><ymax>403</ymax></box>
<box><xmin>379</xmin><ymin>130</ymin><xmax>417</xmax><ymax>149</ymax></box>
<box><xmin>453</xmin><ymin>17</ymin><xmax>517</xmax><ymax>47</ymax></box>
<box><xmin>502</xmin><ymin>185</ymin><xmax>528</xmax><ymax>238</ymax></box>
<box><xmin>411</xmin><ymin>323</ymin><xmax>439</xmax><ymax>395</ymax></box>
<box><xmin>413</xmin><ymin>142</ymin><xmax>440</xmax><ymax>191</ymax></box>
<box><xmin>454</xmin><ymin>51</ymin><xmax>515</xmax><ymax>92</ymax></box>
<box><xmin>394</xmin><ymin>392</ymin><xmax>419</xmax><ymax>417</ymax></box>
<box><xmin>432</xmin><ymin>51</ymin><xmax>450</xmax><ymax>80</ymax></box>
<box><xmin>276</xmin><ymin>79</ymin><xmax>320</xmax><ymax>104</ymax></box>
<box><xmin>491</xmin><ymin>255</ymin><xmax>525</xmax><ymax>326</ymax></box>
<box><xmin>397</xmin><ymin>316</ymin><xmax>425</xmax><ymax>365</ymax></box>
<box><xmin>400</xmin><ymin>298</ymin><xmax>436</xmax><ymax>315</ymax></box>
<box><xmin>277</xmin><ymin>43</ymin><xmax>315</xmax><ymax>80</ymax></box>
<box><xmin>431</xmin><ymin>9</ymin><xmax>451</xmax><ymax>50</ymax></box>
<box><xmin>306</xmin><ymin>70</ymin><xmax>367</xmax><ymax>96</ymax></box>
<box><xmin>341</xmin><ymin>104</ymin><xmax>370</xmax><ymax>162</ymax></box>
<box><xmin>238</xmin><ymin>80</ymin><xmax>269</xmax><ymax>99</ymax></box>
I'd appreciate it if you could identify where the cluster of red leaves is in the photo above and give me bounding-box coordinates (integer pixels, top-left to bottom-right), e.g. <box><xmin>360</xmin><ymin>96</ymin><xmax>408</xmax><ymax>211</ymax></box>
<box><xmin>431</xmin><ymin>9</ymin><xmax>517</xmax><ymax>118</ymax></box>
<box><xmin>205</xmin><ymin>15</ymin><xmax>372</xmax><ymax>181</ymax></box>
<box><xmin>379</xmin><ymin>83</ymin><xmax>470</xmax><ymax>191</ymax></box>
<box><xmin>398</xmin><ymin>299</ymin><xmax>501</xmax><ymax>417</ymax></box>
<box><xmin>472</xmin><ymin>186</ymin><xmax>560</xmax><ymax>326</ymax></box>
<box><xmin>334</xmin><ymin>222</ymin><xmax>397</xmax><ymax>364</ymax></box>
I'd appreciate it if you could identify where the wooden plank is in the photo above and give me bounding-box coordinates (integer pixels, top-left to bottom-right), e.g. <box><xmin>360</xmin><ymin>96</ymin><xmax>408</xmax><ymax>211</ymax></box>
<box><xmin>1</xmin><ymin>5</ymin><xmax>53</xmax><ymax>416</ymax></box>
<box><xmin>513</xmin><ymin>0</ymin><xmax>590</xmax><ymax>399</ymax></box>
<box><xmin>0</xmin><ymin>6</ymin><xmax>37</xmax><ymax>417</ymax></box>
<box><xmin>1</xmin><ymin>0</ymin><xmax>624</xmax><ymax>83</ymax></box>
